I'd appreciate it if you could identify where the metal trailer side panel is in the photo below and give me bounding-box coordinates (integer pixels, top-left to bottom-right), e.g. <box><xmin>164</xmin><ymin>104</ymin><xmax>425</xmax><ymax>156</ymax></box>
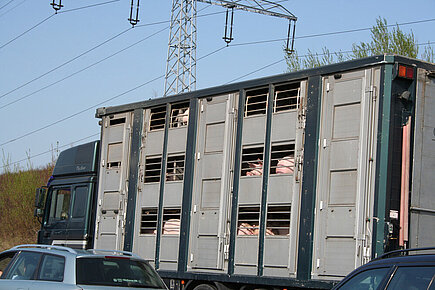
<box><xmin>188</xmin><ymin>93</ymin><xmax>238</xmax><ymax>272</ymax></box>
<box><xmin>312</xmin><ymin>67</ymin><xmax>380</xmax><ymax>279</ymax></box>
<box><xmin>94</xmin><ymin>112</ymin><xmax>133</xmax><ymax>251</ymax></box>
<box><xmin>409</xmin><ymin>69</ymin><xmax>435</xmax><ymax>247</ymax></box>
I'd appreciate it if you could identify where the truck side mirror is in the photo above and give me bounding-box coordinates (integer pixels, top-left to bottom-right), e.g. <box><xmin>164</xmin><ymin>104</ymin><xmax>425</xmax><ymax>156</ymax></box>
<box><xmin>35</xmin><ymin>187</ymin><xmax>47</xmax><ymax>210</ymax></box>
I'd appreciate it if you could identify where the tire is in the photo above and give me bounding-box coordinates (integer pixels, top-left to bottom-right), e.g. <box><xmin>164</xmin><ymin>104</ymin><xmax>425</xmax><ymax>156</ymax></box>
<box><xmin>192</xmin><ymin>283</ymin><xmax>217</xmax><ymax>290</ymax></box>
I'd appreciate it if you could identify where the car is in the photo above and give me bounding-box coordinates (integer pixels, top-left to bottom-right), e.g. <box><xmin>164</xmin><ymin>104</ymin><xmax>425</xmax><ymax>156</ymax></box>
<box><xmin>0</xmin><ymin>244</ymin><xmax>168</xmax><ymax>289</ymax></box>
<box><xmin>332</xmin><ymin>247</ymin><xmax>435</xmax><ymax>290</ymax></box>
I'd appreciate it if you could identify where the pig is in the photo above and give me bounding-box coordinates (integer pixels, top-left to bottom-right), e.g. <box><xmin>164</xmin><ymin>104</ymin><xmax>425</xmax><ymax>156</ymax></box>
<box><xmin>276</xmin><ymin>156</ymin><xmax>295</xmax><ymax>174</ymax></box>
<box><xmin>246</xmin><ymin>160</ymin><xmax>263</xmax><ymax>176</ymax></box>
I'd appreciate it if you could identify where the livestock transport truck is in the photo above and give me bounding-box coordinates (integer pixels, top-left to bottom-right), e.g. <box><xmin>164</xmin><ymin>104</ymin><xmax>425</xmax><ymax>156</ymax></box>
<box><xmin>35</xmin><ymin>55</ymin><xmax>435</xmax><ymax>289</ymax></box>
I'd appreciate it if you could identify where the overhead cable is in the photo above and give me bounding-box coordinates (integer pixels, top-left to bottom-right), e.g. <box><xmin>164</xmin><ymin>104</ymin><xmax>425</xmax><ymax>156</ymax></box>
<box><xmin>0</xmin><ymin>0</ymin><xmax>26</xmax><ymax>18</ymax></box>
<box><xmin>0</xmin><ymin>0</ymin><xmax>15</xmax><ymax>10</ymax></box>
<box><xmin>0</xmin><ymin>0</ymin><xmax>121</xmax><ymax>52</ymax></box>
<box><xmin>0</xmin><ymin>44</ymin><xmax>231</xmax><ymax>147</ymax></box>
<box><xmin>0</xmin><ymin>26</ymin><xmax>169</xmax><ymax>110</ymax></box>
<box><xmin>0</xmin><ymin>10</ymin><xmax>223</xmax><ymax>102</ymax></box>
<box><xmin>0</xmin><ymin>132</ymin><xmax>100</xmax><ymax>171</ymax></box>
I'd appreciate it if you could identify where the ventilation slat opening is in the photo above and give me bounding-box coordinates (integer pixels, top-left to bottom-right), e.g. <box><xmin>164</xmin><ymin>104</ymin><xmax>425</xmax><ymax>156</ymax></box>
<box><xmin>162</xmin><ymin>208</ymin><xmax>181</xmax><ymax>235</ymax></box>
<box><xmin>241</xmin><ymin>146</ymin><xmax>264</xmax><ymax>176</ymax></box>
<box><xmin>140</xmin><ymin>208</ymin><xmax>158</xmax><ymax>234</ymax></box>
<box><xmin>109</xmin><ymin>117</ymin><xmax>126</xmax><ymax>126</ymax></box>
<box><xmin>266</xmin><ymin>205</ymin><xmax>291</xmax><ymax>236</ymax></box>
<box><xmin>245</xmin><ymin>88</ymin><xmax>268</xmax><ymax>117</ymax></box>
<box><xmin>237</xmin><ymin>205</ymin><xmax>260</xmax><ymax>235</ymax></box>
<box><xmin>144</xmin><ymin>156</ymin><xmax>162</xmax><ymax>183</ymax></box>
<box><xmin>274</xmin><ymin>83</ymin><xmax>300</xmax><ymax>113</ymax></box>
<box><xmin>166</xmin><ymin>154</ymin><xmax>185</xmax><ymax>181</ymax></box>
<box><xmin>270</xmin><ymin>143</ymin><xmax>295</xmax><ymax>175</ymax></box>
<box><xmin>149</xmin><ymin>106</ymin><xmax>166</xmax><ymax>131</ymax></box>
<box><xmin>170</xmin><ymin>102</ymin><xmax>189</xmax><ymax>128</ymax></box>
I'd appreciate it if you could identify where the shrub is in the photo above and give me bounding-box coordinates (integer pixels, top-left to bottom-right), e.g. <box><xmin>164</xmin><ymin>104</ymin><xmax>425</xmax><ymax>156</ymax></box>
<box><xmin>0</xmin><ymin>163</ymin><xmax>53</xmax><ymax>251</ymax></box>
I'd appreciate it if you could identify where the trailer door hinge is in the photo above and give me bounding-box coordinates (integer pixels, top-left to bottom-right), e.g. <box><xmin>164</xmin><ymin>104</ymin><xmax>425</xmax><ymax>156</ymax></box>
<box><xmin>320</xmin><ymin>201</ymin><xmax>324</xmax><ymax>211</ymax></box>
<box><xmin>326</xmin><ymin>82</ymin><xmax>330</xmax><ymax>92</ymax></box>
<box><xmin>190</xmin><ymin>253</ymin><xmax>194</xmax><ymax>262</ymax></box>
<box><xmin>193</xmin><ymin>204</ymin><xmax>198</xmax><ymax>214</ymax></box>
<box><xmin>197</xmin><ymin>152</ymin><xmax>201</xmax><ymax>160</ymax></box>
<box><xmin>317</xmin><ymin>258</ymin><xmax>320</xmax><ymax>268</ymax></box>
<box><xmin>201</xmin><ymin>103</ymin><xmax>204</xmax><ymax>113</ymax></box>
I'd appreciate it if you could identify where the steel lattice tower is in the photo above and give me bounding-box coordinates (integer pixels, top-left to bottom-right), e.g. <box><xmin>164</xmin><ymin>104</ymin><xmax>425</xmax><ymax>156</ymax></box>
<box><xmin>164</xmin><ymin>0</ymin><xmax>297</xmax><ymax>96</ymax></box>
<box><xmin>164</xmin><ymin>0</ymin><xmax>197</xmax><ymax>97</ymax></box>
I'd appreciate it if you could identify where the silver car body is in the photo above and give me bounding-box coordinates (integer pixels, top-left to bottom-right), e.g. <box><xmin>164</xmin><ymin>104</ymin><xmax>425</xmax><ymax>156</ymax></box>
<box><xmin>0</xmin><ymin>244</ymin><xmax>167</xmax><ymax>290</ymax></box>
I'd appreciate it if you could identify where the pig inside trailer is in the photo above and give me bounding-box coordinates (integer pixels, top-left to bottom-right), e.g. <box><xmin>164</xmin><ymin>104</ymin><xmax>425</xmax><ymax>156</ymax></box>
<box><xmin>36</xmin><ymin>55</ymin><xmax>435</xmax><ymax>289</ymax></box>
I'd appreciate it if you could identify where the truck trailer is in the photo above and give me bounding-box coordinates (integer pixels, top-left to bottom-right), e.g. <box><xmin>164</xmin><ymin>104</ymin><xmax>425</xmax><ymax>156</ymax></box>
<box><xmin>35</xmin><ymin>55</ymin><xmax>435</xmax><ymax>289</ymax></box>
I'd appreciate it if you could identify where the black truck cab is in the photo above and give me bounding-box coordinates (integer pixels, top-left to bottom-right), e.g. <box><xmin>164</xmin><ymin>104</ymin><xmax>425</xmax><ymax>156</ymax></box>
<box><xmin>35</xmin><ymin>141</ymin><xmax>99</xmax><ymax>249</ymax></box>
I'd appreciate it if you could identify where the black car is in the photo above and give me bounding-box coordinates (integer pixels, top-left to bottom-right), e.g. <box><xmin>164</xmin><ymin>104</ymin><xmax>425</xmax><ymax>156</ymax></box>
<box><xmin>333</xmin><ymin>247</ymin><xmax>435</xmax><ymax>290</ymax></box>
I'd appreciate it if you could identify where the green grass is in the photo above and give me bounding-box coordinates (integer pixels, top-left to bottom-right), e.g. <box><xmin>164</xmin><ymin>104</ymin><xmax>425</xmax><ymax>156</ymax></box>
<box><xmin>0</xmin><ymin>161</ymin><xmax>53</xmax><ymax>251</ymax></box>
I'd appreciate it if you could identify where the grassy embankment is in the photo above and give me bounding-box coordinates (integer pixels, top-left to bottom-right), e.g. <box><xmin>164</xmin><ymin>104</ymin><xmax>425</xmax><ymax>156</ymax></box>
<box><xmin>0</xmin><ymin>162</ymin><xmax>53</xmax><ymax>251</ymax></box>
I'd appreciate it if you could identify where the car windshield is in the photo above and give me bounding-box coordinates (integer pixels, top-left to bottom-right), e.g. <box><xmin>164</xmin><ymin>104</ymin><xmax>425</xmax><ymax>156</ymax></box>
<box><xmin>76</xmin><ymin>257</ymin><xmax>166</xmax><ymax>288</ymax></box>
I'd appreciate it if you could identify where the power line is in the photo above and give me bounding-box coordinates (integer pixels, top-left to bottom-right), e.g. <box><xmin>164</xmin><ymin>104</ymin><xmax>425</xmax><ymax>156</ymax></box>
<box><xmin>228</xmin><ymin>18</ymin><xmax>435</xmax><ymax>47</ymax></box>
<box><xmin>225</xmin><ymin>58</ymin><xmax>285</xmax><ymax>84</ymax></box>
<box><xmin>57</xmin><ymin>0</ymin><xmax>120</xmax><ymax>14</ymax></box>
<box><xmin>0</xmin><ymin>0</ymin><xmax>26</xmax><ymax>18</ymax></box>
<box><xmin>0</xmin><ymin>132</ymin><xmax>100</xmax><ymax>171</ymax></box>
<box><xmin>0</xmin><ymin>0</ymin><xmax>122</xmax><ymax>52</ymax></box>
<box><xmin>0</xmin><ymin>10</ymin><xmax>225</xmax><ymax>103</ymax></box>
<box><xmin>0</xmin><ymin>14</ymin><xmax>55</xmax><ymax>51</ymax></box>
<box><xmin>0</xmin><ymin>27</ymin><xmax>132</xmax><ymax>101</ymax></box>
<box><xmin>0</xmin><ymin>44</ymin><xmax>232</xmax><ymax>147</ymax></box>
<box><xmin>0</xmin><ymin>26</ymin><xmax>169</xmax><ymax>110</ymax></box>
<box><xmin>0</xmin><ymin>0</ymin><xmax>15</xmax><ymax>10</ymax></box>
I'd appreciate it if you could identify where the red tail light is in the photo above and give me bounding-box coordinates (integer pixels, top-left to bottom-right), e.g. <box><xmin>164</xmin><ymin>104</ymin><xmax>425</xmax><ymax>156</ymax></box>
<box><xmin>398</xmin><ymin>65</ymin><xmax>414</xmax><ymax>80</ymax></box>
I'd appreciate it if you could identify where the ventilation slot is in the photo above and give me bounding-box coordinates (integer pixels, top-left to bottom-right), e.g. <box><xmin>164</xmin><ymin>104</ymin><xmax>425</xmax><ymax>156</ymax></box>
<box><xmin>245</xmin><ymin>88</ymin><xmax>268</xmax><ymax>117</ymax></box>
<box><xmin>270</xmin><ymin>143</ymin><xmax>295</xmax><ymax>175</ymax></box>
<box><xmin>149</xmin><ymin>106</ymin><xmax>166</xmax><ymax>131</ymax></box>
<box><xmin>266</xmin><ymin>205</ymin><xmax>291</xmax><ymax>236</ymax></box>
<box><xmin>170</xmin><ymin>102</ymin><xmax>190</xmax><ymax>128</ymax></box>
<box><xmin>144</xmin><ymin>156</ymin><xmax>162</xmax><ymax>183</ymax></box>
<box><xmin>166</xmin><ymin>154</ymin><xmax>185</xmax><ymax>181</ymax></box>
<box><xmin>237</xmin><ymin>205</ymin><xmax>260</xmax><ymax>235</ymax></box>
<box><xmin>241</xmin><ymin>146</ymin><xmax>264</xmax><ymax>176</ymax></box>
<box><xmin>140</xmin><ymin>208</ymin><xmax>158</xmax><ymax>234</ymax></box>
<box><xmin>109</xmin><ymin>117</ymin><xmax>126</xmax><ymax>126</ymax></box>
<box><xmin>273</xmin><ymin>82</ymin><xmax>300</xmax><ymax>113</ymax></box>
<box><xmin>162</xmin><ymin>208</ymin><xmax>181</xmax><ymax>235</ymax></box>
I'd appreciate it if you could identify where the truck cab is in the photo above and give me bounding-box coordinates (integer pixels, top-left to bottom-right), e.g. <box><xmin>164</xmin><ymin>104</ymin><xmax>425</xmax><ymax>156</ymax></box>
<box><xmin>35</xmin><ymin>141</ymin><xmax>100</xmax><ymax>249</ymax></box>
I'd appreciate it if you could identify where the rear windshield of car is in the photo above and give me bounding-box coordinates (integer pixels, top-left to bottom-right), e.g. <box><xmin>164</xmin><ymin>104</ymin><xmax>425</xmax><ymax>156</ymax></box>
<box><xmin>76</xmin><ymin>257</ymin><xmax>166</xmax><ymax>288</ymax></box>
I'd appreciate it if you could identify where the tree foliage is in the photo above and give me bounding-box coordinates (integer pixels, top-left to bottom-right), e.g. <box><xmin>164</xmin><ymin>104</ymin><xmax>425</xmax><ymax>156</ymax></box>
<box><xmin>285</xmin><ymin>17</ymin><xmax>433</xmax><ymax>72</ymax></box>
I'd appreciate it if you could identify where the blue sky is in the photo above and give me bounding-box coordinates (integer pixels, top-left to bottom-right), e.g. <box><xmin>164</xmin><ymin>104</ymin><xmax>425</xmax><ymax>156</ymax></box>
<box><xmin>0</xmin><ymin>0</ymin><xmax>434</xmax><ymax>172</ymax></box>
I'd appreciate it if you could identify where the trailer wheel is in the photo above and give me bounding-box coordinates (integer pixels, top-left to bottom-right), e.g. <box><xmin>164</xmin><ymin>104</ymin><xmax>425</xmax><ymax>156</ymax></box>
<box><xmin>192</xmin><ymin>283</ymin><xmax>217</xmax><ymax>290</ymax></box>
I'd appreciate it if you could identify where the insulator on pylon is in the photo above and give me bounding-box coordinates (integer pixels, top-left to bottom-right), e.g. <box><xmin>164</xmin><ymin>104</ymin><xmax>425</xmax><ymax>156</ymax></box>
<box><xmin>128</xmin><ymin>0</ymin><xmax>140</xmax><ymax>27</ymax></box>
<box><xmin>222</xmin><ymin>6</ymin><xmax>235</xmax><ymax>45</ymax></box>
<box><xmin>50</xmin><ymin>0</ymin><xmax>63</xmax><ymax>13</ymax></box>
<box><xmin>285</xmin><ymin>19</ymin><xmax>296</xmax><ymax>54</ymax></box>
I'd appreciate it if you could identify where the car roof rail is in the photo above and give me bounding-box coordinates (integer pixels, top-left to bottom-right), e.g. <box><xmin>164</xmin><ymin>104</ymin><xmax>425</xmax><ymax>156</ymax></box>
<box><xmin>11</xmin><ymin>244</ymin><xmax>78</xmax><ymax>254</ymax></box>
<box><xmin>378</xmin><ymin>247</ymin><xmax>435</xmax><ymax>260</ymax></box>
<box><xmin>87</xmin><ymin>249</ymin><xmax>141</xmax><ymax>259</ymax></box>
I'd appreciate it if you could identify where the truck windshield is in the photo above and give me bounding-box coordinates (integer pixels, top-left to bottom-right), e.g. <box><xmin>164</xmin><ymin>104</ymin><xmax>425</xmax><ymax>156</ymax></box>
<box><xmin>76</xmin><ymin>257</ymin><xmax>167</xmax><ymax>288</ymax></box>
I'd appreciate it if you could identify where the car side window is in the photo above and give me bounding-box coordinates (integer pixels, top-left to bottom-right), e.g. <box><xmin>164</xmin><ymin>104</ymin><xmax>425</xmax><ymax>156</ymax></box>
<box><xmin>38</xmin><ymin>254</ymin><xmax>65</xmax><ymax>282</ymax></box>
<box><xmin>337</xmin><ymin>267</ymin><xmax>390</xmax><ymax>290</ymax></box>
<box><xmin>0</xmin><ymin>251</ymin><xmax>17</xmax><ymax>278</ymax></box>
<box><xmin>386</xmin><ymin>266</ymin><xmax>435</xmax><ymax>289</ymax></box>
<box><xmin>4</xmin><ymin>251</ymin><xmax>42</xmax><ymax>280</ymax></box>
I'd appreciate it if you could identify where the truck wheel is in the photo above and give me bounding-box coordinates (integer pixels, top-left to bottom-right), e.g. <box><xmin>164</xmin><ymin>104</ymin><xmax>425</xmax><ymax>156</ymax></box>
<box><xmin>193</xmin><ymin>284</ymin><xmax>217</xmax><ymax>290</ymax></box>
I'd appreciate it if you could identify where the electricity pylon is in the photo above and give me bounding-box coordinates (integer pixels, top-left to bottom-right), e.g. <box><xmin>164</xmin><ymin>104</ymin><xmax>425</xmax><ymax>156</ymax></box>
<box><xmin>164</xmin><ymin>0</ymin><xmax>297</xmax><ymax>97</ymax></box>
